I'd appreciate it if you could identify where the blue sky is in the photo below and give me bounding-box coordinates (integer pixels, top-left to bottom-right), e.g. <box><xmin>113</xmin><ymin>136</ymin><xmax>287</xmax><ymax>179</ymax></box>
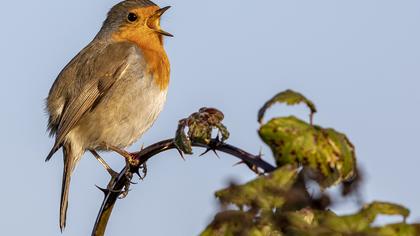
<box><xmin>0</xmin><ymin>0</ymin><xmax>419</xmax><ymax>235</ymax></box>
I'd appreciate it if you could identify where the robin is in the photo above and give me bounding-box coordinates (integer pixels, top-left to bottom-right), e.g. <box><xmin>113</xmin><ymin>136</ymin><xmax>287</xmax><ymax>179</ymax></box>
<box><xmin>45</xmin><ymin>0</ymin><xmax>172</xmax><ymax>231</ymax></box>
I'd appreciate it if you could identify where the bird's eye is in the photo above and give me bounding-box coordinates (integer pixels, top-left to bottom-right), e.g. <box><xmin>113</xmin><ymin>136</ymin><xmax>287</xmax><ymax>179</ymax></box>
<box><xmin>127</xmin><ymin>13</ymin><xmax>138</xmax><ymax>22</ymax></box>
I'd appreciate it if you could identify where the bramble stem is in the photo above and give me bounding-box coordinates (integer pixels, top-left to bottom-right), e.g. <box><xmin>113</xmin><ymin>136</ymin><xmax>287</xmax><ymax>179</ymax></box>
<box><xmin>91</xmin><ymin>138</ymin><xmax>275</xmax><ymax>236</ymax></box>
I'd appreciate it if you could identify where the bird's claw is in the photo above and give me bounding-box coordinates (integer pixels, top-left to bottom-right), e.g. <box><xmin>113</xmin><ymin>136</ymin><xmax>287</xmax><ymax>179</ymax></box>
<box><xmin>134</xmin><ymin>163</ymin><xmax>147</xmax><ymax>180</ymax></box>
<box><xmin>100</xmin><ymin>167</ymin><xmax>136</xmax><ymax>199</ymax></box>
<box><xmin>117</xmin><ymin>171</ymin><xmax>133</xmax><ymax>199</ymax></box>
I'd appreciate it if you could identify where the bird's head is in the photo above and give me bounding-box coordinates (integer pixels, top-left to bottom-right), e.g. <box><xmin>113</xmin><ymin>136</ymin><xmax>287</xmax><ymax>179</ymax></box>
<box><xmin>100</xmin><ymin>0</ymin><xmax>172</xmax><ymax>46</ymax></box>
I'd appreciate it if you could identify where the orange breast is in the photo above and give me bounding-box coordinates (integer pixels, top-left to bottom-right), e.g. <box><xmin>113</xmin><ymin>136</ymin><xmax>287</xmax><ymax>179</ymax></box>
<box><xmin>141</xmin><ymin>46</ymin><xmax>170</xmax><ymax>91</ymax></box>
<box><xmin>112</xmin><ymin>23</ymin><xmax>170</xmax><ymax>91</ymax></box>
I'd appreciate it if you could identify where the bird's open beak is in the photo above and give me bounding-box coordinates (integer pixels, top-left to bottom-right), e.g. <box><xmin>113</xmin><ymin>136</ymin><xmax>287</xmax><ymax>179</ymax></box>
<box><xmin>147</xmin><ymin>6</ymin><xmax>173</xmax><ymax>37</ymax></box>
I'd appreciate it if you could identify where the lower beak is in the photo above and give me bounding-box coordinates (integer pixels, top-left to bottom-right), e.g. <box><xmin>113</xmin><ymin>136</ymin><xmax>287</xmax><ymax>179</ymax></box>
<box><xmin>149</xmin><ymin>6</ymin><xmax>173</xmax><ymax>37</ymax></box>
<box><xmin>155</xmin><ymin>29</ymin><xmax>174</xmax><ymax>37</ymax></box>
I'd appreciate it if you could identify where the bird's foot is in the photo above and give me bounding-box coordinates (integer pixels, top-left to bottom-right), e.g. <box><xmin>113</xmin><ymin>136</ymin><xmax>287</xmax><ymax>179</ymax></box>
<box><xmin>102</xmin><ymin>170</ymin><xmax>134</xmax><ymax>199</ymax></box>
<box><xmin>105</xmin><ymin>145</ymin><xmax>140</xmax><ymax>167</ymax></box>
<box><xmin>115</xmin><ymin>149</ymin><xmax>146</xmax><ymax>180</ymax></box>
<box><xmin>117</xmin><ymin>161</ymin><xmax>146</xmax><ymax>199</ymax></box>
<box><xmin>118</xmin><ymin>171</ymin><xmax>133</xmax><ymax>199</ymax></box>
<box><xmin>100</xmin><ymin>144</ymin><xmax>150</xmax><ymax>198</ymax></box>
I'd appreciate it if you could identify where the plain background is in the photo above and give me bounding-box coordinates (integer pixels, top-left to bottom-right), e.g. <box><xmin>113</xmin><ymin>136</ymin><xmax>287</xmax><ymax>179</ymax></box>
<box><xmin>0</xmin><ymin>0</ymin><xmax>419</xmax><ymax>235</ymax></box>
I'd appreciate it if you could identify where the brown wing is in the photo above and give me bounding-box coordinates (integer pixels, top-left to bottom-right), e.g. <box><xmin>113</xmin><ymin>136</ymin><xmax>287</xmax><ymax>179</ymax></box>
<box><xmin>46</xmin><ymin>42</ymin><xmax>142</xmax><ymax>161</ymax></box>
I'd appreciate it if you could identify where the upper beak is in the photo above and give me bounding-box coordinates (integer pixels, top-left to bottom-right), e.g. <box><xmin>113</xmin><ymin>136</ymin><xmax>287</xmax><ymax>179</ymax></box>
<box><xmin>148</xmin><ymin>6</ymin><xmax>173</xmax><ymax>37</ymax></box>
<box><xmin>155</xmin><ymin>6</ymin><xmax>171</xmax><ymax>18</ymax></box>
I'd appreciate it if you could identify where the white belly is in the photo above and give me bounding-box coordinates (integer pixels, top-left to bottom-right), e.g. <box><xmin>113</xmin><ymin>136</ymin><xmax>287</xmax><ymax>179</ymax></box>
<box><xmin>68</xmin><ymin>73</ymin><xmax>167</xmax><ymax>150</ymax></box>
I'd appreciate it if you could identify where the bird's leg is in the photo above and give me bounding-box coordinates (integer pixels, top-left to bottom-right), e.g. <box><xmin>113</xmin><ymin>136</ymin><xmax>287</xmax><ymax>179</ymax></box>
<box><xmin>90</xmin><ymin>150</ymin><xmax>121</xmax><ymax>192</ymax></box>
<box><xmin>90</xmin><ymin>150</ymin><xmax>119</xmax><ymax>177</ymax></box>
<box><xmin>105</xmin><ymin>145</ymin><xmax>139</xmax><ymax>167</ymax></box>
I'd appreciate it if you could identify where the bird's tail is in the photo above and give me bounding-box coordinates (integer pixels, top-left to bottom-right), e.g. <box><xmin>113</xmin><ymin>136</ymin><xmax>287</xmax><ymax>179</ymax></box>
<box><xmin>60</xmin><ymin>143</ymin><xmax>78</xmax><ymax>232</ymax></box>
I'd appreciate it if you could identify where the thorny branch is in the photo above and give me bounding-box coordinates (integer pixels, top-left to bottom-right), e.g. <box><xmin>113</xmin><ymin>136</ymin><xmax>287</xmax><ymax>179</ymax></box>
<box><xmin>91</xmin><ymin>108</ymin><xmax>276</xmax><ymax>236</ymax></box>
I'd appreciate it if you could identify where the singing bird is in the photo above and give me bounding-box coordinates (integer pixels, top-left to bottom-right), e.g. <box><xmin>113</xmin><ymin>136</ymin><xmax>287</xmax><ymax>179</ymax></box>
<box><xmin>45</xmin><ymin>0</ymin><xmax>172</xmax><ymax>230</ymax></box>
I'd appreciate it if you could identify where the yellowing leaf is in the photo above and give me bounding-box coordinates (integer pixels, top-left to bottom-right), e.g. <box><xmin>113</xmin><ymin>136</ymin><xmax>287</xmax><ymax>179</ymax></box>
<box><xmin>200</xmin><ymin>210</ymin><xmax>283</xmax><ymax>236</ymax></box>
<box><xmin>216</xmin><ymin>165</ymin><xmax>298</xmax><ymax>210</ymax></box>
<box><xmin>258</xmin><ymin>90</ymin><xmax>317</xmax><ymax>124</ymax></box>
<box><xmin>283</xmin><ymin>202</ymin><xmax>412</xmax><ymax>235</ymax></box>
<box><xmin>359</xmin><ymin>201</ymin><xmax>410</xmax><ymax>223</ymax></box>
<box><xmin>366</xmin><ymin>223</ymin><xmax>420</xmax><ymax>236</ymax></box>
<box><xmin>259</xmin><ymin>116</ymin><xmax>356</xmax><ymax>188</ymax></box>
<box><xmin>175</xmin><ymin>107</ymin><xmax>230</xmax><ymax>155</ymax></box>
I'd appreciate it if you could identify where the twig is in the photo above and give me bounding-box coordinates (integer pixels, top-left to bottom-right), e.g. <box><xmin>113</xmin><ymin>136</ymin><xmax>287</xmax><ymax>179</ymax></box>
<box><xmin>91</xmin><ymin>138</ymin><xmax>275</xmax><ymax>236</ymax></box>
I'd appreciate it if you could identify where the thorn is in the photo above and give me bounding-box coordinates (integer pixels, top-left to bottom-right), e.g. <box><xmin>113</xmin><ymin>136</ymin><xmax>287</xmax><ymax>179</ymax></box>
<box><xmin>257</xmin><ymin>148</ymin><xmax>264</xmax><ymax>159</ymax></box>
<box><xmin>233</xmin><ymin>160</ymin><xmax>260</xmax><ymax>175</ymax></box>
<box><xmin>212</xmin><ymin>149</ymin><xmax>220</xmax><ymax>159</ymax></box>
<box><xmin>177</xmin><ymin>148</ymin><xmax>186</xmax><ymax>160</ymax></box>
<box><xmin>200</xmin><ymin>148</ymin><xmax>212</xmax><ymax>157</ymax></box>
<box><xmin>233</xmin><ymin>161</ymin><xmax>245</xmax><ymax>167</ymax></box>
<box><xmin>141</xmin><ymin>143</ymin><xmax>145</xmax><ymax>150</ymax></box>
<box><xmin>95</xmin><ymin>185</ymin><xmax>109</xmax><ymax>195</ymax></box>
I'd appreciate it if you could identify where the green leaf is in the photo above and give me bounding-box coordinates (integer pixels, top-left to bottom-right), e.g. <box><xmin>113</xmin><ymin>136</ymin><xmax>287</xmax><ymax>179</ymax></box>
<box><xmin>316</xmin><ymin>202</ymin><xmax>410</xmax><ymax>233</ymax></box>
<box><xmin>175</xmin><ymin>118</ymin><xmax>193</xmax><ymax>154</ymax></box>
<box><xmin>200</xmin><ymin>210</ymin><xmax>283</xmax><ymax>236</ymax></box>
<box><xmin>259</xmin><ymin>116</ymin><xmax>356</xmax><ymax>188</ymax></box>
<box><xmin>285</xmin><ymin>208</ymin><xmax>316</xmax><ymax>229</ymax></box>
<box><xmin>216</xmin><ymin>165</ymin><xmax>298</xmax><ymax>210</ymax></box>
<box><xmin>366</xmin><ymin>223</ymin><xmax>420</xmax><ymax>236</ymax></box>
<box><xmin>200</xmin><ymin>210</ymin><xmax>255</xmax><ymax>236</ymax></box>
<box><xmin>282</xmin><ymin>202</ymin><xmax>411</xmax><ymax>235</ymax></box>
<box><xmin>359</xmin><ymin>201</ymin><xmax>410</xmax><ymax>223</ymax></box>
<box><xmin>284</xmin><ymin>209</ymin><xmax>338</xmax><ymax>236</ymax></box>
<box><xmin>258</xmin><ymin>90</ymin><xmax>317</xmax><ymax>124</ymax></box>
